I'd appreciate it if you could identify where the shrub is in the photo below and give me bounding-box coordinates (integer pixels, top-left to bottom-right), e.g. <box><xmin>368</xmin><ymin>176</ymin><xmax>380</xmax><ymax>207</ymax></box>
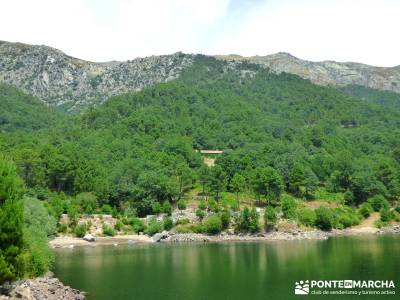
<box><xmin>23</xmin><ymin>197</ymin><xmax>57</xmax><ymax>237</ymax></box>
<box><xmin>175</xmin><ymin>218</ymin><xmax>190</xmax><ymax>225</ymax></box>
<box><xmin>177</xmin><ymin>199</ymin><xmax>187</xmax><ymax>210</ymax></box>
<box><xmin>368</xmin><ymin>195</ymin><xmax>389</xmax><ymax>212</ymax></box>
<box><xmin>249</xmin><ymin>207</ymin><xmax>260</xmax><ymax>233</ymax></box>
<box><xmin>297</xmin><ymin>208</ymin><xmax>316</xmax><ymax>227</ymax></box>
<box><xmin>101</xmin><ymin>204</ymin><xmax>113</xmax><ymax>215</ymax></box>
<box><xmin>236</xmin><ymin>207</ymin><xmax>259</xmax><ymax>233</ymax></box>
<box><xmin>163</xmin><ymin>217</ymin><xmax>174</xmax><ymax>231</ymax></box>
<box><xmin>359</xmin><ymin>202</ymin><xmax>373</xmax><ymax>218</ymax></box>
<box><xmin>198</xmin><ymin>200</ymin><xmax>207</xmax><ymax>210</ymax></box>
<box><xmin>67</xmin><ymin>203</ymin><xmax>79</xmax><ymax>226</ymax></box>
<box><xmin>145</xmin><ymin>218</ymin><xmax>163</xmax><ymax>236</ymax></box>
<box><xmin>75</xmin><ymin>192</ymin><xmax>97</xmax><ymax>214</ymax></box>
<box><xmin>102</xmin><ymin>225</ymin><xmax>116</xmax><ymax>236</ymax></box>
<box><xmin>162</xmin><ymin>201</ymin><xmax>172</xmax><ymax>216</ymax></box>
<box><xmin>203</xmin><ymin>215</ymin><xmax>223</xmax><ymax>234</ymax></box>
<box><xmin>23</xmin><ymin>228</ymin><xmax>54</xmax><ymax>278</ymax></box>
<box><xmin>174</xmin><ymin>223</ymin><xmax>203</xmax><ymax>233</ymax></box>
<box><xmin>380</xmin><ymin>208</ymin><xmax>394</xmax><ymax>222</ymax></box>
<box><xmin>196</xmin><ymin>208</ymin><xmax>205</xmax><ymax>220</ymax></box>
<box><xmin>130</xmin><ymin>217</ymin><xmax>146</xmax><ymax>233</ymax></box>
<box><xmin>208</xmin><ymin>199</ymin><xmax>219</xmax><ymax>212</ymax></box>
<box><xmin>395</xmin><ymin>205</ymin><xmax>400</xmax><ymax>214</ymax></box>
<box><xmin>336</xmin><ymin>207</ymin><xmax>360</xmax><ymax>228</ymax></box>
<box><xmin>315</xmin><ymin>207</ymin><xmax>334</xmax><ymax>231</ymax></box>
<box><xmin>219</xmin><ymin>210</ymin><xmax>231</xmax><ymax>229</ymax></box>
<box><xmin>57</xmin><ymin>223</ymin><xmax>68</xmax><ymax>234</ymax></box>
<box><xmin>152</xmin><ymin>202</ymin><xmax>162</xmax><ymax>214</ymax></box>
<box><xmin>114</xmin><ymin>220</ymin><xmax>123</xmax><ymax>231</ymax></box>
<box><xmin>74</xmin><ymin>224</ymin><xmax>87</xmax><ymax>238</ymax></box>
<box><xmin>264</xmin><ymin>206</ymin><xmax>277</xmax><ymax>230</ymax></box>
<box><xmin>343</xmin><ymin>190</ymin><xmax>354</xmax><ymax>206</ymax></box>
<box><xmin>281</xmin><ymin>196</ymin><xmax>297</xmax><ymax>219</ymax></box>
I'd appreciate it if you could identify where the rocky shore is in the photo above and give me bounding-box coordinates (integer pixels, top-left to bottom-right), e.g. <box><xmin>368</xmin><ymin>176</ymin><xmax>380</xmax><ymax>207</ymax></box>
<box><xmin>162</xmin><ymin>229</ymin><xmax>328</xmax><ymax>243</ymax></box>
<box><xmin>49</xmin><ymin>225</ymin><xmax>400</xmax><ymax>248</ymax></box>
<box><xmin>0</xmin><ymin>273</ymin><xmax>85</xmax><ymax>300</ymax></box>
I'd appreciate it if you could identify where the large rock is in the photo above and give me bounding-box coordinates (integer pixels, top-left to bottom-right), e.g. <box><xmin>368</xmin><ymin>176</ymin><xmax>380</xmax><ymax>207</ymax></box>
<box><xmin>83</xmin><ymin>234</ymin><xmax>96</xmax><ymax>242</ymax></box>
<box><xmin>152</xmin><ymin>231</ymin><xmax>169</xmax><ymax>242</ymax></box>
<box><xmin>0</xmin><ymin>41</ymin><xmax>194</xmax><ymax>111</ymax></box>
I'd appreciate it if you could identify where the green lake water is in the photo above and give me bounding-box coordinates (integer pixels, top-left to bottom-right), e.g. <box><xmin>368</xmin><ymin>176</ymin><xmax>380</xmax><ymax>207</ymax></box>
<box><xmin>53</xmin><ymin>235</ymin><xmax>400</xmax><ymax>300</ymax></box>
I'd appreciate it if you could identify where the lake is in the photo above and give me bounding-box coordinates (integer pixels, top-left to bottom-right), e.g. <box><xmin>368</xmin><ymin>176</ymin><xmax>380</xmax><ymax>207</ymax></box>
<box><xmin>53</xmin><ymin>235</ymin><xmax>400</xmax><ymax>300</ymax></box>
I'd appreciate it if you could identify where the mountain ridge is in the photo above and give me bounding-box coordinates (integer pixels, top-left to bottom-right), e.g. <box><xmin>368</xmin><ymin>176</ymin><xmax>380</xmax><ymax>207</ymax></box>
<box><xmin>216</xmin><ymin>53</ymin><xmax>400</xmax><ymax>93</ymax></box>
<box><xmin>1</xmin><ymin>40</ymin><xmax>399</xmax><ymax>111</ymax></box>
<box><xmin>0</xmin><ymin>41</ymin><xmax>193</xmax><ymax>111</ymax></box>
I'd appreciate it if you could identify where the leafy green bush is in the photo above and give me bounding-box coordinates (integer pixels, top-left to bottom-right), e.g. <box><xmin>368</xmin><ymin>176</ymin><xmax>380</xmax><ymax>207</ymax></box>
<box><xmin>177</xmin><ymin>199</ymin><xmax>187</xmax><ymax>210</ymax></box>
<box><xmin>395</xmin><ymin>205</ymin><xmax>400</xmax><ymax>214</ymax></box>
<box><xmin>145</xmin><ymin>218</ymin><xmax>163</xmax><ymax>236</ymax></box>
<box><xmin>315</xmin><ymin>207</ymin><xmax>334</xmax><ymax>231</ymax></box>
<box><xmin>249</xmin><ymin>207</ymin><xmax>260</xmax><ymax>233</ymax></box>
<box><xmin>162</xmin><ymin>201</ymin><xmax>172</xmax><ymax>216</ymax></box>
<box><xmin>114</xmin><ymin>220</ymin><xmax>123</xmax><ymax>231</ymax></box>
<box><xmin>23</xmin><ymin>197</ymin><xmax>57</xmax><ymax>237</ymax></box>
<box><xmin>175</xmin><ymin>218</ymin><xmax>190</xmax><ymax>225</ymax></box>
<box><xmin>174</xmin><ymin>223</ymin><xmax>203</xmax><ymax>233</ymax></box>
<box><xmin>208</xmin><ymin>199</ymin><xmax>219</xmax><ymax>212</ymax></box>
<box><xmin>235</xmin><ymin>207</ymin><xmax>259</xmax><ymax>233</ymax></box>
<box><xmin>359</xmin><ymin>202</ymin><xmax>373</xmax><ymax>218</ymax></box>
<box><xmin>335</xmin><ymin>207</ymin><xmax>360</xmax><ymax>228</ymax></box>
<box><xmin>163</xmin><ymin>217</ymin><xmax>174</xmax><ymax>231</ymax></box>
<box><xmin>203</xmin><ymin>215</ymin><xmax>223</xmax><ymax>234</ymax></box>
<box><xmin>198</xmin><ymin>200</ymin><xmax>207</xmax><ymax>210</ymax></box>
<box><xmin>380</xmin><ymin>208</ymin><xmax>394</xmax><ymax>222</ymax></box>
<box><xmin>23</xmin><ymin>227</ymin><xmax>54</xmax><ymax>278</ymax></box>
<box><xmin>74</xmin><ymin>224</ymin><xmax>87</xmax><ymax>238</ymax></box>
<box><xmin>281</xmin><ymin>195</ymin><xmax>297</xmax><ymax>219</ymax></box>
<box><xmin>129</xmin><ymin>217</ymin><xmax>146</xmax><ymax>233</ymax></box>
<box><xmin>152</xmin><ymin>202</ymin><xmax>162</xmax><ymax>214</ymax></box>
<box><xmin>101</xmin><ymin>204</ymin><xmax>113</xmax><ymax>215</ymax></box>
<box><xmin>264</xmin><ymin>206</ymin><xmax>277</xmax><ymax>230</ymax></box>
<box><xmin>368</xmin><ymin>195</ymin><xmax>389</xmax><ymax>212</ymax></box>
<box><xmin>75</xmin><ymin>192</ymin><xmax>97</xmax><ymax>214</ymax></box>
<box><xmin>57</xmin><ymin>223</ymin><xmax>68</xmax><ymax>233</ymax></box>
<box><xmin>196</xmin><ymin>208</ymin><xmax>205</xmax><ymax>220</ymax></box>
<box><xmin>297</xmin><ymin>208</ymin><xmax>316</xmax><ymax>227</ymax></box>
<box><xmin>219</xmin><ymin>210</ymin><xmax>231</xmax><ymax>229</ymax></box>
<box><xmin>102</xmin><ymin>225</ymin><xmax>116</xmax><ymax>236</ymax></box>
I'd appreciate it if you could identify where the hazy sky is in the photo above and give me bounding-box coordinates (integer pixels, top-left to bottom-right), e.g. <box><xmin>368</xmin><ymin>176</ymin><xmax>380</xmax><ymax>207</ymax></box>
<box><xmin>0</xmin><ymin>0</ymin><xmax>399</xmax><ymax>66</ymax></box>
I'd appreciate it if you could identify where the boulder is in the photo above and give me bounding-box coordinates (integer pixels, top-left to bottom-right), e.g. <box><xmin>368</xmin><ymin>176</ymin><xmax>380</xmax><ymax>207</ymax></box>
<box><xmin>83</xmin><ymin>234</ymin><xmax>96</xmax><ymax>242</ymax></box>
<box><xmin>152</xmin><ymin>231</ymin><xmax>169</xmax><ymax>242</ymax></box>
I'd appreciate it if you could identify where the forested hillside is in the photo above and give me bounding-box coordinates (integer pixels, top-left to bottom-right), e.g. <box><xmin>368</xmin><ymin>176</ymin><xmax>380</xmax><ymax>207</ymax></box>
<box><xmin>1</xmin><ymin>55</ymin><xmax>399</xmax><ymax>217</ymax></box>
<box><xmin>0</xmin><ymin>84</ymin><xmax>61</xmax><ymax>131</ymax></box>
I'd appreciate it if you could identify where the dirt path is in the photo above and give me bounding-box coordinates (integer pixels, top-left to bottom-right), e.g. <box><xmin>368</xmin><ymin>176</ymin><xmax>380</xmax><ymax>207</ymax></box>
<box><xmin>347</xmin><ymin>212</ymin><xmax>380</xmax><ymax>234</ymax></box>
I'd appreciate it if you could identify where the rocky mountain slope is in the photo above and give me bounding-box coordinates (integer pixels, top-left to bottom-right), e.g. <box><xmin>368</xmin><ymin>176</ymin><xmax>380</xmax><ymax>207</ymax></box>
<box><xmin>0</xmin><ymin>41</ymin><xmax>193</xmax><ymax>111</ymax></box>
<box><xmin>216</xmin><ymin>53</ymin><xmax>400</xmax><ymax>94</ymax></box>
<box><xmin>1</xmin><ymin>40</ymin><xmax>399</xmax><ymax>111</ymax></box>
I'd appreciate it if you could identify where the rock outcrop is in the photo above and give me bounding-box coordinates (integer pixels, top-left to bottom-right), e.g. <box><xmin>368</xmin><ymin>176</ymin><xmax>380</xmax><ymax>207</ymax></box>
<box><xmin>0</xmin><ymin>41</ymin><xmax>193</xmax><ymax>111</ymax></box>
<box><xmin>216</xmin><ymin>52</ymin><xmax>400</xmax><ymax>93</ymax></box>
<box><xmin>0</xmin><ymin>273</ymin><xmax>85</xmax><ymax>300</ymax></box>
<box><xmin>2</xmin><ymin>40</ymin><xmax>399</xmax><ymax>112</ymax></box>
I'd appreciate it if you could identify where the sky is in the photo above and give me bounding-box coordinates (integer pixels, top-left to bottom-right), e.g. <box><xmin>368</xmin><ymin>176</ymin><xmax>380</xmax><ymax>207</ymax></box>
<box><xmin>0</xmin><ymin>0</ymin><xmax>399</xmax><ymax>66</ymax></box>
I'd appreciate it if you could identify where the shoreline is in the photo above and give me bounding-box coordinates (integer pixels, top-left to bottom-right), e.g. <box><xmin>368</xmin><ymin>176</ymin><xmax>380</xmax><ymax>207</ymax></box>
<box><xmin>0</xmin><ymin>272</ymin><xmax>85</xmax><ymax>300</ymax></box>
<box><xmin>49</xmin><ymin>225</ymin><xmax>400</xmax><ymax>248</ymax></box>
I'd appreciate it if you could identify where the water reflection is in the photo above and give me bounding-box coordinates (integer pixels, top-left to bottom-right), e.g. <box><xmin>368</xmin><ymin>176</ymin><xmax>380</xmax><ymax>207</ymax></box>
<box><xmin>54</xmin><ymin>236</ymin><xmax>400</xmax><ymax>300</ymax></box>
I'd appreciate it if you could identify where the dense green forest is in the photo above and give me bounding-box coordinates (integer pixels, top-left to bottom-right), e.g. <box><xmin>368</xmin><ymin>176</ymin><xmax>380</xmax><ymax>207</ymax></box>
<box><xmin>1</xmin><ymin>56</ymin><xmax>400</xmax><ymax>282</ymax></box>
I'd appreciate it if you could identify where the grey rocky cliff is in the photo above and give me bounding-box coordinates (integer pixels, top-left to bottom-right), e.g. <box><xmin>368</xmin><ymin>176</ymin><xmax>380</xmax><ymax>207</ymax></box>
<box><xmin>0</xmin><ymin>41</ymin><xmax>193</xmax><ymax>111</ymax></box>
<box><xmin>216</xmin><ymin>52</ymin><xmax>400</xmax><ymax>93</ymax></box>
<box><xmin>2</xmin><ymin>40</ymin><xmax>400</xmax><ymax>112</ymax></box>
